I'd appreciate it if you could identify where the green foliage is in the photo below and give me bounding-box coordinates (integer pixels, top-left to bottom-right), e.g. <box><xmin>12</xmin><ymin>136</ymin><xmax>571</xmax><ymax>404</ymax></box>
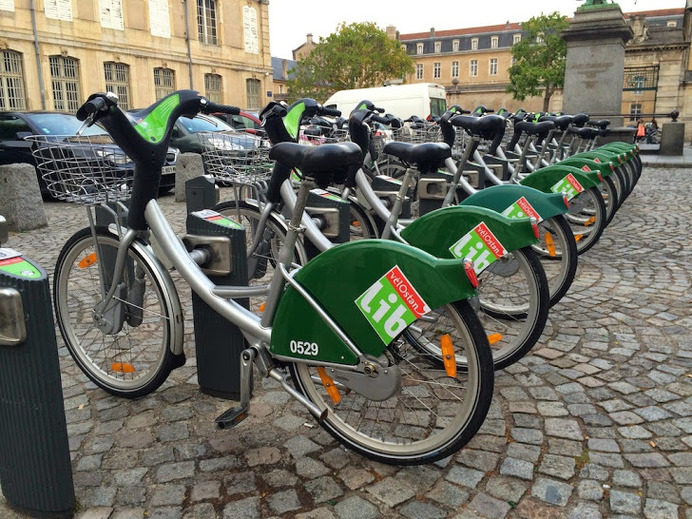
<box><xmin>507</xmin><ymin>12</ymin><xmax>569</xmax><ymax>111</ymax></box>
<box><xmin>286</xmin><ymin>22</ymin><xmax>414</xmax><ymax>103</ymax></box>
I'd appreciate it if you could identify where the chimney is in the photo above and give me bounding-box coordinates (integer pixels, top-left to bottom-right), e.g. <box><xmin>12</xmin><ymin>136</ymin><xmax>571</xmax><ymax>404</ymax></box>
<box><xmin>430</xmin><ymin>27</ymin><xmax>435</xmax><ymax>38</ymax></box>
<box><xmin>386</xmin><ymin>25</ymin><xmax>398</xmax><ymax>40</ymax></box>
<box><xmin>306</xmin><ymin>34</ymin><xmax>313</xmax><ymax>45</ymax></box>
<box><xmin>282</xmin><ymin>59</ymin><xmax>287</xmax><ymax>80</ymax></box>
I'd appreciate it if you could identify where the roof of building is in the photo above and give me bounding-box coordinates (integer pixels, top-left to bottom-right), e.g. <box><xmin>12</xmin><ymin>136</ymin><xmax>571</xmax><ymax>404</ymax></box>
<box><xmin>398</xmin><ymin>7</ymin><xmax>685</xmax><ymax>41</ymax></box>
<box><xmin>271</xmin><ymin>56</ymin><xmax>297</xmax><ymax>81</ymax></box>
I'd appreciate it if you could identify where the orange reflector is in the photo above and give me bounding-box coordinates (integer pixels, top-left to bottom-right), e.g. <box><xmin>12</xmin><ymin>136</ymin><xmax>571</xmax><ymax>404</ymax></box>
<box><xmin>440</xmin><ymin>334</ymin><xmax>457</xmax><ymax>378</ymax></box>
<box><xmin>111</xmin><ymin>362</ymin><xmax>135</xmax><ymax>373</ymax></box>
<box><xmin>487</xmin><ymin>333</ymin><xmax>503</xmax><ymax>345</ymax></box>
<box><xmin>78</xmin><ymin>253</ymin><xmax>98</xmax><ymax>269</ymax></box>
<box><xmin>545</xmin><ymin>232</ymin><xmax>556</xmax><ymax>257</ymax></box>
<box><xmin>575</xmin><ymin>234</ymin><xmax>584</xmax><ymax>242</ymax></box>
<box><xmin>259</xmin><ymin>302</ymin><xmax>266</xmax><ymax>312</ymax></box>
<box><xmin>584</xmin><ymin>216</ymin><xmax>596</xmax><ymax>227</ymax></box>
<box><xmin>317</xmin><ymin>367</ymin><xmax>341</xmax><ymax>404</ymax></box>
<box><xmin>351</xmin><ymin>221</ymin><xmax>361</xmax><ymax>227</ymax></box>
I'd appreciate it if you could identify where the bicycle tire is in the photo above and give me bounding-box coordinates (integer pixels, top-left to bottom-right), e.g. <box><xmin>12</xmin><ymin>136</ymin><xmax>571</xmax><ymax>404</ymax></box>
<box><xmin>290</xmin><ymin>300</ymin><xmax>494</xmax><ymax>465</ymax></box>
<box><xmin>54</xmin><ymin>226</ymin><xmax>182</xmax><ymax>398</ymax></box>
<box><xmin>565</xmin><ymin>186</ymin><xmax>607</xmax><ymax>255</ymax></box>
<box><xmin>599</xmin><ymin>176</ymin><xmax>618</xmax><ymax>225</ymax></box>
<box><xmin>473</xmin><ymin>246</ymin><xmax>549</xmax><ymax>369</ymax></box>
<box><xmin>348</xmin><ymin>198</ymin><xmax>378</xmax><ymax>240</ymax></box>
<box><xmin>532</xmin><ymin>215</ymin><xmax>578</xmax><ymax>307</ymax></box>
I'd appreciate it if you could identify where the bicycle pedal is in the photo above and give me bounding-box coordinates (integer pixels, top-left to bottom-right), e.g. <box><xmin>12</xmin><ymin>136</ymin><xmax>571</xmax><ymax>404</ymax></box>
<box><xmin>215</xmin><ymin>405</ymin><xmax>249</xmax><ymax>429</ymax></box>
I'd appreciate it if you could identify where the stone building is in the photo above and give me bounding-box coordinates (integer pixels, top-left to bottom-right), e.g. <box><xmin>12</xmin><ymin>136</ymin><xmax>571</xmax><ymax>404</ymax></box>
<box><xmin>0</xmin><ymin>0</ymin><xmax>273</xmax><ymax>113</ymax></box>
<box><xmin>398</xmin><ymin>7</ymin><xmax>690</xmax><ymax>132</ymax></box>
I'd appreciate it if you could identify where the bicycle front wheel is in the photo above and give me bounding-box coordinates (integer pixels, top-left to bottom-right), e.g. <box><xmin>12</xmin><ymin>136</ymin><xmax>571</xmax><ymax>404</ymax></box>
<box><xmin>565</xmin><ymin>186</ymin><xmax>607</xmax><ymax>255</ymax></box>
<box><xmin>54</xmin><ymin>227</ymin><xmax>182</xmax><ymax>398</ymax></box>
<box><xmin>532</xmin><ymin>215</ymin><xmax>578</xmax><ymax>307</ymax></box>
<box><xmin>290</xmin><ymin>300</ymin><xmax>494</xmax><ymax>465</ymax></box>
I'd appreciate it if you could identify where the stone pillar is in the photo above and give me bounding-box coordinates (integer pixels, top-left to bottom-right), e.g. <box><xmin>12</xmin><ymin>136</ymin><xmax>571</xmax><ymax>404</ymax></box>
<box><xmin>175</xmin><ymin>153</ymin><xmax>205</xmax><ymax>202</ymax></box>
<box><xmin>0</xmin><ymin>164</ymin><xmax>48</xmax><ymax>232</ymax></box>
<box><xmin>562</xmin><ymin>4</ymin><xmax>633</xmax><ymax>126</ymax></box>
<box><xmin>659</xmin><ymin>122</ymin><xmax>685</xmax><ymax>155</ymax></box>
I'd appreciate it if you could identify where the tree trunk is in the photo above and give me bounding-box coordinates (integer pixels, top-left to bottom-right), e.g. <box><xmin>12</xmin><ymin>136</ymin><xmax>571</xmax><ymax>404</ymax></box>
<box><xmin>543</xmin><ymin>88</ymin><xmax>552</xmax><ymax>112</ymax></box>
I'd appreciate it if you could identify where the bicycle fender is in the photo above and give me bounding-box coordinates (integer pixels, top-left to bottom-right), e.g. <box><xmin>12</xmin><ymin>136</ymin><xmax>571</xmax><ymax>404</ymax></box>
<box><xmin>573</xmin><ymin>150</ymin><xmax>624</xmax><ymax>167</ymax></box>
<box><xmin>460</xmin><ymin>184</ymin><xmax>568</xmax><ymax>221</ymax></box>
<box><xmin>557</xmin><ymin>157</ymin><xmax>614</xmax><ymax>179</ymax></box>
<box><xmin>400</xmin><ymin>205</ymin><xmax>538</xmax><ymax>258</ymax></box>
<box><xmin>520</xmin><ymin>165</ymin><xmax>600</xmax><ymax>199</ymax></box>
<box><xmin>270</xmin><ymin>240</ymin><xmax>476</xmax><ymax>365</ymax></box>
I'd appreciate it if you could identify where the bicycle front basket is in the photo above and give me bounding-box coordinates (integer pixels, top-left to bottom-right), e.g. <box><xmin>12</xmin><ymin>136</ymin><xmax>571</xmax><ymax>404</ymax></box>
<box><xmin>26</xmin><ymin>135</ymin><xmax>133</xmax><ymax>205</ymax></box>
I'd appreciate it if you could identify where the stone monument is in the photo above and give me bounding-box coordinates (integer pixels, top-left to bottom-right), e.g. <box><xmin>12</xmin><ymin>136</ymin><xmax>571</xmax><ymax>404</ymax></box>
<box><xmin>562</xmin><ymin>1</ymin><xmax>633</xmax><ymax>126</ymax></box>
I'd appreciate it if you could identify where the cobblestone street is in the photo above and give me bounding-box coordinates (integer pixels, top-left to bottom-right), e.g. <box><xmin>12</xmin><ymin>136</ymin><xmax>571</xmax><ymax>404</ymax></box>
<box><xmin>0</xmin><ymin>164</ymin><xmax>690</xmax><ymax>519</ymax></box>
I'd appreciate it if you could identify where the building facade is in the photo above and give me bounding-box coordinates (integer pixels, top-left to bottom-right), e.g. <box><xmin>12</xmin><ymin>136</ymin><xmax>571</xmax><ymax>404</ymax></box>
<box><xmin>0</xmin><ymin>0</ymin><xmax>273</xmax><ymax>113</ymax></box>
<box><xmin>398</xmin><ymin>7</ymin><xmax>691</xmax><ymax>134</ymax></box>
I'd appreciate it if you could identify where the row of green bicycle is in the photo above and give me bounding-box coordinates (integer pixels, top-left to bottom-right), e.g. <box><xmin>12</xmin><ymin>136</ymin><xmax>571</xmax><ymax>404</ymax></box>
<box><xmin>41</xmin><ymin>90</ymin><xmax>639</xmax><ymax>465</ymax></box>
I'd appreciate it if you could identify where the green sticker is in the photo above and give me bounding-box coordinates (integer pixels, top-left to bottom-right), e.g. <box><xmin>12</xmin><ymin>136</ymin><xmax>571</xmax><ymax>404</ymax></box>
<box><xmin>0</xmin><ymin>256</ymin><xmax>41</xmax><ymax>279</ymax></box>
<box><xmin>550</xmin><ymin>173</ymin><xmax>584</xmax><ymax>201</ymax></box>
<box><xmin>192</xmin><ymin>209</ymin><xmax>243</xmax><ymax>229</ymax></box>
<box><xmin>133</xmin><ymin>93</ymin><xmax>180</xmax><ymax>143</ymax></box>
<box><xmin>448</xmin><ymin>222</ymin><xmax>507</xmax><ymax>274</ymax></box>
<box><xmin>312</xmin><ymin>188</ymin><xmax>343</xmax><ymax>202</ymax></box>
<box><xmin>355</xmin><ymin>266</ymin><xmax>430</xmax><ymax>345</ymax></box>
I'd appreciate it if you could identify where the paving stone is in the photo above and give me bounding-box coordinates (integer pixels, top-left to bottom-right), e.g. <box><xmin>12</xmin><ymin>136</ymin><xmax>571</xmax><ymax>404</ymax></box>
<box><xmin>511</xmin><ymin>428</ymin><xmax>543</xmax><ymax>445</ymax></box>
<box><xmin>566</xmin><ymin>502</ymin><xmax>603</xmax><ymax>519</ymax></box>
<box><xmin>366</xmin><ymin>477</ymin><xmax>417</xmax><ymax>507</ymax></box>
<box><xmin>304</xmin><ymin>476</ymin><xmax>344</xmax><ymax>504</ymax></box>
<box><xmin>156</xmin><ymin>461</ymin><xmax>195</xmax><ymax>483</ymax></box>
<box><xmin>295</xmin><ymin>457</ymin><xmax>331</xmax><ymax>479</ymax></box>
<box><xmin>531</xmin><ymin>478</ymin><xmax>573</xmax><ymax>506</ymax></box>
<box><xmin>446</xmin><ymin>466</ymin><xmax>486</xmax><ymax>489</ymax></box>
<box><xmin>610</xmin><ymin>490</ymin><xmax>641</xmax><ymax>515</ymax></box>
<box><xmin>538</xmin><ymin>454</ymin><xmax>576</xmax><ymax>480</ymax></box>
<box><xmin>400</xmin><ymin>500</ymin><xmax>447</xmax><ymax>519</ymax></box>
<box><xmin>499</xmin><ymin>458</ymin><xmax>534</xmax><ymax>480</ymax></box>
<box><xmin>613</xmin><ymin>470</ymin><xmax>642</xmax><ymax>488</ymax></box>
<box><xmin>624</xmin><ymin>453</ymin><xmax>670</xmax><ymax>468</ymax></box>
<box><xmin>457</xmin><ymin>449</ymin><xmax>500</xmax><ymax>472</ymax></box>
<box><xmin>334</xmin><ymin>496</ymin><xmax>380</xmax><ymax>519</ymax></box>
<box><xmin>588</xmin><ymin>438</ymin><xmax>620</xmax><ymax>452</ymax></box>
<box><xmin>267</xmin><ymin>489</ymin><xmax>302</xmax><ymax>515</ymax></box>
<box><xmin>506</xmin><ymin>443</ymin><xmax>541</xmax><ymax>463</ymax></box>
<box><xmin>545</xmin><ymin>418</ymin><xmax>584</xmax><ymax>440</ymax></box>
<box><xmin>578</xmin><ymin>479</ymin><xmax>605</xmax><ymax>500</ymax></box>
<box><xmin>427</xmin><ymin>480</ymin><xmax>471</xmax><ymax>508</ymax></box>
<box><xmin>223</xmin><ymin>496</ymin><xmax>260</xmax><ymax>519</ymax></box>
<box><xmin>468</xmin><ymin>492</ymin><xmax>511</xmax><ymax>519</ymax></box>
<box><xmin>190</xmin><ymin>480</ymin><xmax>221</xmax><ymax>501</ymax></box>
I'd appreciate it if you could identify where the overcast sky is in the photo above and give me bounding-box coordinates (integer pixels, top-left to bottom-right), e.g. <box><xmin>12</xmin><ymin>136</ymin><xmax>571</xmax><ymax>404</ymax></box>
<box><xmin>269</xmin><ymin>0</ymin><xmax>686</xmax><ymax>59</ymax></box>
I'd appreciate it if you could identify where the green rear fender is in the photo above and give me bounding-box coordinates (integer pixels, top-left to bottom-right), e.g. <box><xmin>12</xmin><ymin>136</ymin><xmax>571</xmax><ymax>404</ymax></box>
<box><xmin>520</xmin><ymin>165</ymin><xmax>600</xmax><ymax>199</ymax></box>
<box><xmin>400</xmin><ymin>205</ymin><xmax>538</xmax><ymax>258</ymax></box>
<box><xmin>557</xmin><ymin>157</ymin><xmax>613</xmax><ymax>179</ymax></box>
<box><xmin>460</xmin><ymin>184</ymin><xmax>568</xmax><ymax>221</ymax></box>
<box><xmin>270</xmin><ymin>240</ymin><xmax>477</xmax><ymax>365</ymax></box>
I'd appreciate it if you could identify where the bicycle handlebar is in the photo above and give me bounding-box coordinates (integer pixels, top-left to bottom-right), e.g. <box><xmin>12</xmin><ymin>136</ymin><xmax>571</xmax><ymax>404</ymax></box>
<box><xmin>200</xmin><ymin>100</ymin><xmax>241</xmax><ymax>116</ymax></box>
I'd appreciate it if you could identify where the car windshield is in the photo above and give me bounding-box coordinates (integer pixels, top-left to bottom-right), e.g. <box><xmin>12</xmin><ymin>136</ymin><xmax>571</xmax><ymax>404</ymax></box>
<box><xmin>26</xmin><ymin>113</ymin><xmax>108</xmax><ymax>137</ymax></box>
<box><xmin>178</xmin><ymin>115</ymin><xmax>234</xmax><ymax>134</ymax></box>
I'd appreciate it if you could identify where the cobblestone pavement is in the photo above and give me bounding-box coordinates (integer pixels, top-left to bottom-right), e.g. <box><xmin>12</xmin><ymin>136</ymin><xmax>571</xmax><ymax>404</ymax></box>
<box><xmin>0</xmin><ymin>167</ymin><xmax>690</xmax><ymax>519</ymax></box>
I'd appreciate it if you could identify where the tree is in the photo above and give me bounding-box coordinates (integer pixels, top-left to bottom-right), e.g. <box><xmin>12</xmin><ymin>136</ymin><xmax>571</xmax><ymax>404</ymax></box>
<box><xmin>286</xmin><ymin>22</ymin><xmax>414</xmax><ymax>103</ymax></box>
<box><xmin>507</xmin><ymin>12</ymin><xmax>569</xmax><ymax>112</ymax></box>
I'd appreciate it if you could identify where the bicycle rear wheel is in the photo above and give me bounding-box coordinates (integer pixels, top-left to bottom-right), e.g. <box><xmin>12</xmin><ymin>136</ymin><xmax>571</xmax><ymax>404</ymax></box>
<box><xmin>54</xmin><ymin>226</ymin><xmax>182</xmax><ymax>398</ymax></box>
<box><xmin>532</xmin><ymin>215</ymin><xmax>578</xmax><ymax>307</ymax></box>
<box><xmin>566</xmin><ymin>186</ymin><xmax>607</xmax><ymax>255</ymax></box>
<box><xmin>290</xmin><ymin>300</ymin><xmax>493</xmax><ymax>465</ymax></box>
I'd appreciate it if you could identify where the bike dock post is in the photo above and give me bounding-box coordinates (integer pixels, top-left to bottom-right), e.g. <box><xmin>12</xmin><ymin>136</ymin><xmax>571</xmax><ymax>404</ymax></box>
<box><xmin>0</xmin><ymin>216</ymin><xmax>75</xmax><ymax>519</ymax></box>
<box><xmin>304</xmin><ymin>189</ymin><xmax>351</xmax><ymax>259</ymax></box>
<box><xmin>184</xmin><ymin>186</ymin><xmax>248</xmax><ymax>401</ymax></box>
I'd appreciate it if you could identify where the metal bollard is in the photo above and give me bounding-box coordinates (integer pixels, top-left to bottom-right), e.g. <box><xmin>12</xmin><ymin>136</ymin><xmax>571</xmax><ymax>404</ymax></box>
<box><xmin>0</xmin><ymin>236</ymin><xmax>75</xmax><ymax>518</ymax></box>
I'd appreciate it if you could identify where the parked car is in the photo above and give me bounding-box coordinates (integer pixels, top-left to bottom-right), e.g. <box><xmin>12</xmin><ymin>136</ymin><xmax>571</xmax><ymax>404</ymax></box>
<box><xmin>169</xmin><ymin>113</ymin><xmax>264</xmax><ymax>154</ymax></box>
<box><xmin>213</xmin><ymin>111</ymin><xmax>265</xmax><ymax>136</ymax></box>
<box><xmin>0</xmin><ymin>111</ymin><xmax>178</xmax><ymax>198</ymax></box>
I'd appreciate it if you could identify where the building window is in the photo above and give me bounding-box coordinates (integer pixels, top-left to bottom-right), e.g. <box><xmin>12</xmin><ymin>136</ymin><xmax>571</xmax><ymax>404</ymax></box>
<box><xmin>452</xmin><ymin>40</ymin><xmax>459</xmax><ymax>52</ymax></box>
<box><xmin>243</xmin><ymin>6</ymin><xmax>259</xmax><ymax>54</ymax></box>
<box><xmin>489</xmin><ymin>58</ymin><xmax>498</xmax><ymax>75</ymax></box>
<box><xmin>0</xmin><ymin>0</ymin><xmax>14</xmax><ymax>12</ymax></box>
<box><xmin>45</xmin><ymin>0</ymin><xmax>73</xmax><ymax>21</ymax></box>
<box><xmin>0</xmin><ymin>50</ymin><xmax>26</xmax><ymax>110</ymax></box>
<box><xmin>629</xmin><ymin>103</ymin><xmax>642</xmax><ymax>121</ymax></box>
<box><xmin>416</xmin><ymin>63</ymin><xmax>423</xmax><ymax>80</ymax></box>
<box><xmin>246</xmin><ymin>78</ymin><xmax>261</xmax><ymax>110</ymax></box>
<box><xmin>416</xmin><ymin>43</ymin><xmax>424</xmax><ymax>55</ymax></box>
<box><xmin>104</xmin><ymin>62</ymin><xmax>130</xmax><ymax>110</ymax></box>
<box><xmin>491</xmin><ymin>36</ymin><xmax>498</xmax><ymax>49</ymax></box>
<box><xmin>153</xmin><ymin>68</ymin><xmax>175</xmax><ymax>100</ymax></box>
<box><xmin>536</xmin><ymin>35</ymin><xmax>544</xmax><ymax>44</ymax></box>
<box><xmin>470</xmin><ymin>59</ymin><xmax>478</xmax><ymax>77</ymax></box>
<box><xmin>513</xmin><ymin>34</ymin><xmax>521</xmax><ymax>44</ymax></box>
<box><xmin>99</xmin><ymin>0</ymin><xmax>124</xmax><ymax>30</ymax></box>
<box><xmin>401</xmin><ymin>44</ymin><xmax>407</xmax><ymax>52</ymax></box>
<box><xmin>667</xmin><ymin>20</ymin><xmax>677</xmax><ymax>27</ymax></box>
<box><xmin>433</xmin><ymin>62</ymin><xmax>441</xmax><ymax>79</ymax></box>
<box><xmin>471</xmin><ymin>38</ymin><xmax>478</xmax><ymax>50</ymax></box>
<box><xmin>149</xmin><ymin>0</ymin><xmax>170</xmax><ymax>38</ymax></box>
<box><xmin>434</xmin><ymin>41</ymin><xmax>441</xmax><ymax>53</ymax></box>
<box><xmin>197</xmin><ymin>0</ymin><xmax>217</xmax><ymax>45</ymax></box>
<box><xmin>50</xmin><ymin>56</ymin><xmax>80</xmax><ymax>112</ymax></box>
<box><xmin>512</xmin><ymin>56</ymin><xmax>517</xmax><ymax>68</ymax></box>
<box><xmin>451</xmin><ymin>61</ymin><xmax>459</xmax><ymax>78</ymax></box>
<box><xmin>204</xmin><ymin>73</ymin><xmax>222</xmax><ymax>103</ymax></box>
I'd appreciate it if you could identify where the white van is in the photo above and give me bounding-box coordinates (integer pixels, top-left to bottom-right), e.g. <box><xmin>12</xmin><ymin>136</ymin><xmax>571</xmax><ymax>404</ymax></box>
<box><xmin>323</xmin><ymin>83</ymin><xmax>447</xmax><ymax>119</ymax></box>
